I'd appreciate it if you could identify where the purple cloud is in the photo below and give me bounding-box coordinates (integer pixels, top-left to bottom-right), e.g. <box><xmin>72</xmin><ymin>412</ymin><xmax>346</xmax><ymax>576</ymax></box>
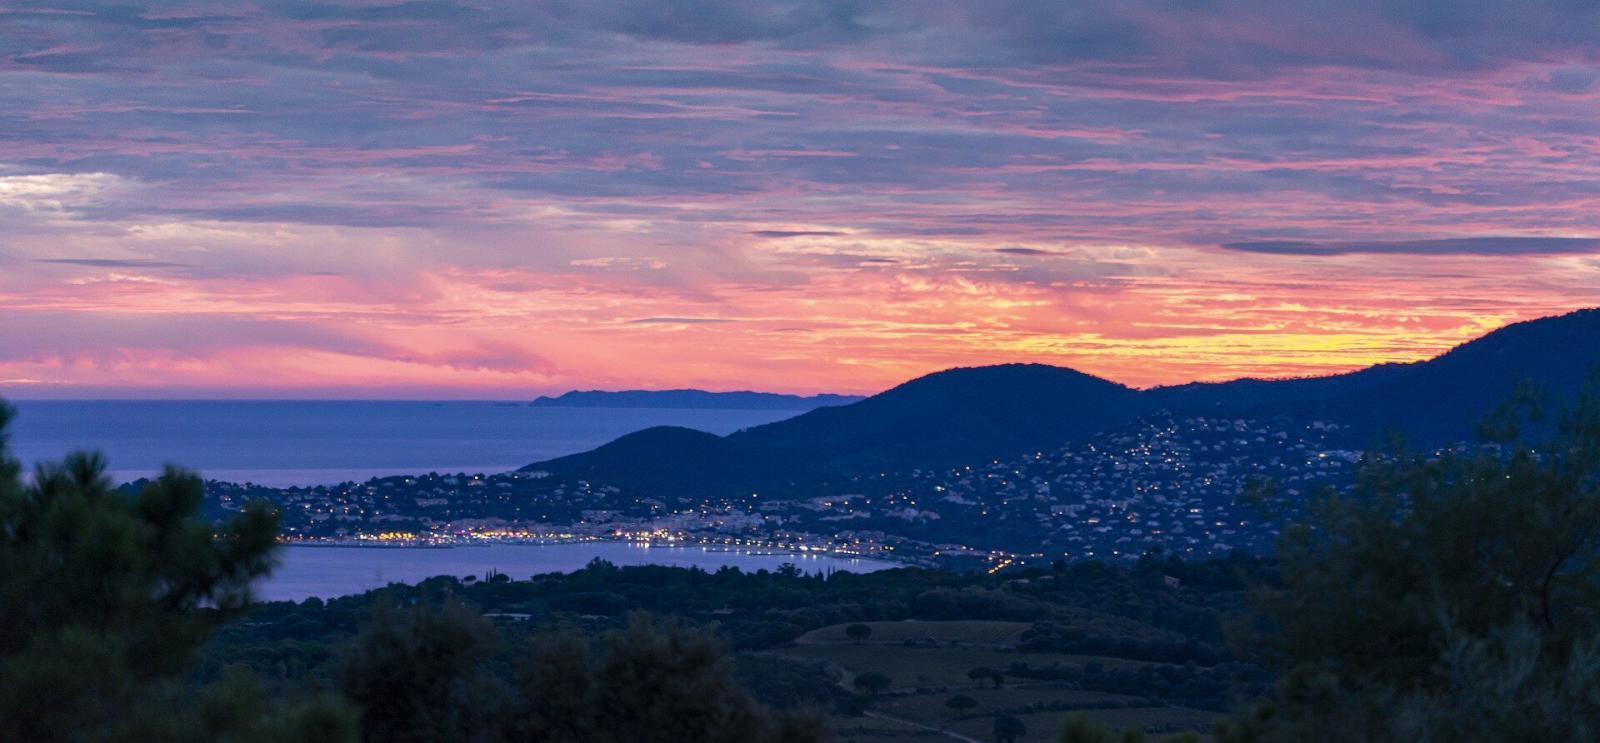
<box><xmin>3</xmin><ymin>1</ymin><xmax>1600</xmax><ymax>394</ymax></box>
<box><xmin>750</xmin><ymin>230</ymin><xmax>849</xmax><ymax>238</ymax></box>
<box><xmin>35</xmin><ymin>258</ymin><xmax>193</xmax><ymax>268</ymax></box>
<box><xmin>1222</xmin><ymin>237</ymin><xmax>1600</xmax><ymax>256</ymax></box>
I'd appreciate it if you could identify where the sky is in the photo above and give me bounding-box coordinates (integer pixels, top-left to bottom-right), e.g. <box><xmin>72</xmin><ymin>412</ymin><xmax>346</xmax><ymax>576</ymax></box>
<box><xmin>2</xmin><ymin>1</ymin><xmax>1599</xmax><ymax>398</ymax></box>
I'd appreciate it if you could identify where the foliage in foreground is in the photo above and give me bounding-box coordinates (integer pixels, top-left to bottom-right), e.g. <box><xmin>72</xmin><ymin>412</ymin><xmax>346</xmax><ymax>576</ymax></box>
<box><xmin>336</xmin><ymin>602</ymin><xmax>825</xmax><ymax>743</ymax></box>
<box><xmin>1216</xmin><ymin>380</ymin><xmax>1600</xmax><ymax>741</ymax></box>
<box><xmin>0</xmin><ymin>403</ymin><xmax>826</xmax><ymax>743</ymax></box>
<box><xmin>0</xmin><ymin>404</ymin><xmax>355</xmax><ymax>742</ymax></box>
<box><xmin>9</xmin><ymin>379</ymin><xmax>1600</xmax><ymax>743</ymax></box>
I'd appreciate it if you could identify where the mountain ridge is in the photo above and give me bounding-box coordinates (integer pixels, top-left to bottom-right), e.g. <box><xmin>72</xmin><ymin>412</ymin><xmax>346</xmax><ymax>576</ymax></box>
<box><xmin>525</xmin><ymin>308</ymin><xmax>1600</xmax><ymax>493</ymax></box>
<box><xmin>527</xmin><ymin>426</ymin><xmax>817</xmax><ymax>493</ymax></box>
<box><xmin>728</xmin><ymin>363</ymin><xmax>1146</xmax><ymax>471</ymax></box>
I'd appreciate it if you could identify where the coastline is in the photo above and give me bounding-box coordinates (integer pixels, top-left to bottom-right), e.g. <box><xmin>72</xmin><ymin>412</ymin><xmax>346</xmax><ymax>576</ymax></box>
<box><xmin>278</xmin><ymin>532</ymin><xmax>902</xmax><ymax>566</ymax></box>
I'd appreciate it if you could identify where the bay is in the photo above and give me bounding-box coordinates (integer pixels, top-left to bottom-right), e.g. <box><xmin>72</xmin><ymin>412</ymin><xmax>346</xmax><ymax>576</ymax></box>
<box><xmin>262</xmin><ymin>542</ymin><xmax>895</xmax><ymax>601</ymax></box>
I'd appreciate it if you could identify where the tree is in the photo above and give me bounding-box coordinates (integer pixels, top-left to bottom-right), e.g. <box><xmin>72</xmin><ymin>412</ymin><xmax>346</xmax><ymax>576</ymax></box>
<box><xmin>994</xmin><ymin>715</ymin><xmax>1026</xmax><ymax>743</ymax></box>
<box><xmin>339</xmin><ymin>608</ymin><xmax>824</xmax><ymax>743</ymax></box>
<box><xmin>844</xmin><ymin>623</ymin><xmax>873</xmax><ymax>642</ymax></box>
<box><xmin>1059</xmin><ymin>714</ymin><xmax>1194</xmax><ymax>743</ymax></box>
<box><xmin>336</xmin><ymin>599</ymin><xmax>508</xmax><ymax>743</ymax></box>
<box><xmin>0</xmin><ymin>404</ymin><xmax>355</xmax><ymax>743</ymax></box>
<box><xmin>193</xmin><ymin>665</ymin><xmax>359</xmax><ymax>743</ymax></box>
<box><xmin>967</xmin><ymin>666</ymin><xmax>1003</xmax><ymax>688</ymax></box>
<box><xmin>967</xmin><ymin>666</ymin><xmax>990</xmax><ymax>687</ymax></box>
<box><xmin>1219</xmin><ymin>380</ymin><xmax>1600</xmax><ymax>741</ymax></box>
<box><xmin>944</xmin><ymin>694</ymin><xmax>977</xmax><ymax>716</ymax></box>
<box><xmin>516</xmin><ymin>630</ymin><xmax>594</xmax><ymax>742</ymax></box>
<box><xmin>587</xmin><ymin>614</ymin><xmax>821</xmax><ymax>743</ymax></box>
<box><xmin>852</xmin><ymin>671</ymin><xmax>891</xmax><ymax>697</ymax></box>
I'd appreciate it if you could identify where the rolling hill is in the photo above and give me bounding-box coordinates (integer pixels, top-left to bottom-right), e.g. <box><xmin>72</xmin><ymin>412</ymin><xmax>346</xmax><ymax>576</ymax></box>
<box><xmin>1151</xmin><ymin>307</ymin><xmax>1600</xmax><ymax>444</ymax></box>
<box><xmin>729</xmin><ymin>364</ymin><xmax>1147</xmax><ymax>471</ymax></box>
<box><xmin>526</xmin><ymin>308</ymin><xmax>1600</xmax><ymax>493</ymax></box>
<box><xmin>524</xmin><ymin>426</ymin><xmax>815</xmax><ymax>493</ymax></box>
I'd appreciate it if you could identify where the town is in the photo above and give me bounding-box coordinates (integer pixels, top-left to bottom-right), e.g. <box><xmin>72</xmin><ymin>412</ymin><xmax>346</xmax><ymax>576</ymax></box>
<box><xmin>197</xmin><ymin>413</ymin><xmax>1364</xmax><ymax>570</ymax></box>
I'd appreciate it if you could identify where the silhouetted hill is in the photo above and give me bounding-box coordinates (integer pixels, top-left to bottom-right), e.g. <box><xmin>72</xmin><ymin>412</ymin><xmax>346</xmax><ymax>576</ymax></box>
<box><xmin>523</xmin><ymin>426</ymin><xmax>811</xmax><ymax>493</ymax></box>
<box><xmin>524</xmin><ymin>309</ymin><xmax>1600</xmax><ymax>494</ymax></box>
<box><xmin>1153</xmin><ymin>308</ymin><xmax>1600</xmax><ymax>445</ymax></box>
<box><xmin>730</xmin><ymin>364</ymin><xmax>1148</xmax><ymax>470</ymax></box>
<box><xmin>531</xmin><ymin>389</ymin><xmax>864</xmax><ymax>410</ymax></box>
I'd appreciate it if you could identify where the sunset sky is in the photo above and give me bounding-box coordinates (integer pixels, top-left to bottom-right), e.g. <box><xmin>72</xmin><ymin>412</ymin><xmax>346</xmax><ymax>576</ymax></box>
<box><xmin>3</xmin><ymin>1</ymin><xmax>1599</xmax><ymax>398</ymax></box>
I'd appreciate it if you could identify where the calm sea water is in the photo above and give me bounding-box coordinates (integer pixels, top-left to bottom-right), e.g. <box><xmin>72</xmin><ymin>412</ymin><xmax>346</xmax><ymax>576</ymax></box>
<box><xmin>5</xmin><ymin>401</ymin><xmax>799</xmax><ymax>486</ymax></box>
<box><xmin>263</xmin><ymin>542</ymin><xmax>894</xmax><ymax>601</ymax></box>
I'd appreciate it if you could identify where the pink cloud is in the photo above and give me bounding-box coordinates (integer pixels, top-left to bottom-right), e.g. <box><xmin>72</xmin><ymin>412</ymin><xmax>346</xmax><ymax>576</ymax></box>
<box><xmin>2</xmin><ymin>2</ymin><xmax>1600</xmax><ymax>396</ymax></box>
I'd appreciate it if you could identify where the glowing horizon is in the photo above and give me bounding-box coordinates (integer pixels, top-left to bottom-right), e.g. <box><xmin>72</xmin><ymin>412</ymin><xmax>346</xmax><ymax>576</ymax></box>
<box><xmin>3</xmin><ymin>2</ymin><xmax>1599</xmax><ymax>399</ymax></box>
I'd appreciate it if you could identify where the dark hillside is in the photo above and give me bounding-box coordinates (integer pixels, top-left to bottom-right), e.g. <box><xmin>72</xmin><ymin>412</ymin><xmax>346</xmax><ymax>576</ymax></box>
<box><xmin>731</xmin><ymin>364</ymin><xmax>1149</xmax><ymax>471</ymax></box>
<box><xmin>526</xmin><ymin>309</ymin><xmax>1600</xmax><ymax>492</ymax></box>
<box><xmin>1155</xmin><ymin>308</ymin><xmax>1600</xmax><ymax>445</ymax></box>
<box><xmin>524</xmin><ymin>426</ymin><xmax>812</xmax><ymax>493</ymax></box>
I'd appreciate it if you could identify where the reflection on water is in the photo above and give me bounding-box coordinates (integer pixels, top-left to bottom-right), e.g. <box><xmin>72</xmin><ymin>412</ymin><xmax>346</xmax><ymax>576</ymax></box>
<box><xmin>262</xmin><ymin>542</ymin><xmax>895</xmax><ymax>601</ymax></box>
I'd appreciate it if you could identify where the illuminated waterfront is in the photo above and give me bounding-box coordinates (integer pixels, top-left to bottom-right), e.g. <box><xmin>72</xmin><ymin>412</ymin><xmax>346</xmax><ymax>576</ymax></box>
<box><xmin>262</xmin><ymin>541</ymin><xmax>897</xmax><ymax>601</ymax></box>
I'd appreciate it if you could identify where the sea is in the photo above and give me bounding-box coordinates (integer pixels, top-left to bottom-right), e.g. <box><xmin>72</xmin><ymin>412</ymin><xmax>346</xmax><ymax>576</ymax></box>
<box><xmin>5</xmin><ymin>400</ymin><xmax>798</xmax><ymax>486</ymax></box>
<box><xmin>4</xmin><ymin>400</ymin><xmax>874</xmax><ymax>599</ymax></box>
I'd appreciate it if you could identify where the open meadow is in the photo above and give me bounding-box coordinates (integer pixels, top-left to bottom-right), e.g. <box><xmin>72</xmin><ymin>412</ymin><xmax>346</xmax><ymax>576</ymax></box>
<box><xmin>784</xmin><ymin>621</ymin><xmax>1224</xmax><ymax>742</ymax></box>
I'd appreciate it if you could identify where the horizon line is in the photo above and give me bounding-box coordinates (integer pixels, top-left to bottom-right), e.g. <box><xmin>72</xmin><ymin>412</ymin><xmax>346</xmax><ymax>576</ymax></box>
<box><xmin>4</xmin><ymin>304</ymin><xmax>1572</xmax><ymax>403</ymax></box>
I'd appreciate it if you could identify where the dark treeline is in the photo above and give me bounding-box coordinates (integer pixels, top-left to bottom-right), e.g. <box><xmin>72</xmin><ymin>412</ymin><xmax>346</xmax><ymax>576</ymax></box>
<box><xmin>4</xmin><ymin>378</ymin><xmax>1600</xmax><ymax>741</ymax></box>
<box><xmin>205</xmin><ymin>552</ymin><xmax>1264</xmax><ymax>674</ymax></box>
<box><xmin>198</xmin><ymin>554</ymin><xmax>1273</xmax><ymax>721</ymax></box>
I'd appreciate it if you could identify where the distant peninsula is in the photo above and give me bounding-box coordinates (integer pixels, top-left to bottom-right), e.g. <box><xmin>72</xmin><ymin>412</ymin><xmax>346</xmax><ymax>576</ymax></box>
<box><xmin>531</xmin><ymin>389</ymin><xmax>865</xmax><ymax>410</ymax></box>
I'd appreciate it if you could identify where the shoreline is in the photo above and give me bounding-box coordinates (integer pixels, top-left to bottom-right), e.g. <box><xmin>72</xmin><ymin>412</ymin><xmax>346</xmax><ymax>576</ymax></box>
<box><xmin>278</xmin><ymin>533</ymin><xmax>902</xmax><ymax>566</ymax></box>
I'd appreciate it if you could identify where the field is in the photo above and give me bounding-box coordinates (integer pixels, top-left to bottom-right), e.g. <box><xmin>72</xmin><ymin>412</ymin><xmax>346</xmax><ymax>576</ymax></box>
<box><xmin>941</xmin><ymin>707</ymin><xmax>1218</xmax><ymax>743</ymax></box>
<box><xmin>788</xmin><ymin>621</ymin><xmax>1220</xmax><ymax>743</ymax></box>
<box><xmin>829</xmin><ymin>713</ymin><xmax>946</xmax><ymax>742</ymax></box>
<box><xmin>795</xmin><ymin>620</ymin><xmax>1030</xmax><ymax>646</ymax></box>
<box><xmin>873</xmin><ymin>687</ymin><xmax>1143</xmax><ymax>720</ymax></box>
<box><xmin>783</xmin><ymin>643</ymin><xmax>1152</xmax><ymax>689</ymax></box>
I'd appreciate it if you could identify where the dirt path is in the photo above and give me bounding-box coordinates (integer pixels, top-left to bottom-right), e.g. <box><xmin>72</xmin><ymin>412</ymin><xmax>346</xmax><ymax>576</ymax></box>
<box><xmin>863</xmin><ymin>710</ymin><xmax>985</xmax><ymax>743</ymax></box>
